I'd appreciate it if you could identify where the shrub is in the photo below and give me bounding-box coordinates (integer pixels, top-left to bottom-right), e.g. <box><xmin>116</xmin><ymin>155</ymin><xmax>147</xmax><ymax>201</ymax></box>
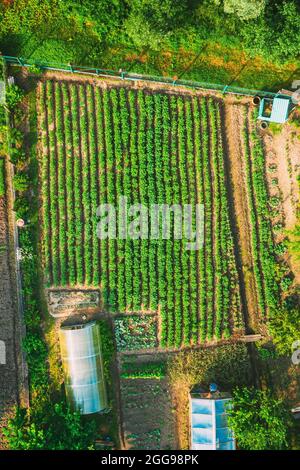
<box><xmin>227</xmin><ymin>387</ymin><xmax>290</xmax><ymax>450</ymax></box>
<box><xmin>280</xmin><ymin>275</ymin><xmax>293</xmax><ymax>292</ymax></box>
<box><xmin>13</xmin><ymin>196</ymin><xmax>30</xmax><ymax>219</ymax></box>
<box><xmin>5</xmin><ymin>85</ymin><xmax>24</xmax><ymax>110</ymax></box>
<box><xmin>268</xmin><ymin>304</ymin><xmax>300</xmax><ymax>355</ymax></box>
<box><xmin>3</xmin><ymin>402</ymin><xmax>96</xmax><ymax>450</ymax></box>
<box><xmin>13</xmin><ymin>172</ymin><xmax>30</xmax><ymax>191</ymax></box>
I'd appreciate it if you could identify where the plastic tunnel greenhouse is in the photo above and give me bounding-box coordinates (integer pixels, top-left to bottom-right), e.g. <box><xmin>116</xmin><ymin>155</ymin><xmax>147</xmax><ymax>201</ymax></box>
<box><xmin>189</xmin><ymin>393</ymin><xmax>236</xmax><ymax>450</ymax></box>
<box><xmin>59</xmin><ymin>321</ymin><xmax>108</xmax><ymax>415</ymax></box>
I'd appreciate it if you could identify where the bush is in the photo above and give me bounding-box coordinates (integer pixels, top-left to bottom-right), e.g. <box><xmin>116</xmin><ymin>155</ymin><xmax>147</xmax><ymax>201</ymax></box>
<box><xmin>5</xmin><ymin>85</ymin><xmax>24</xmax><ymax>110</ymax></box>
<box><xmin>280</xmin><ymin>275</ymin><xmax>293</xmax><ymax>292</ymax></box>
<box><xmin>274</xmin><ymin>241</ymin><xmax>287</xmax><ymax>256</ymax></box>
<box><xmin>13</xmin><ymin>172</ymin><xmax>30</xmax><ymax>191</ymax></box>
<box><xmin>3</xmin><ymin>402</ymin><xmax>97</xmax><ymax>450</ymax></box>
<box><xmin>268</xmin><ymin>303</ymin><xmax>300</xmax><ymax>355</ymax></box>
<box><xmin>227</xmin><ymin>387</ymin><xmax>290</xmax><ymax>450</ymax></box>
<box><xmin>13</xmin><ymin>195</ymin><xmax>30</xmax><ymax>219</ymax></box>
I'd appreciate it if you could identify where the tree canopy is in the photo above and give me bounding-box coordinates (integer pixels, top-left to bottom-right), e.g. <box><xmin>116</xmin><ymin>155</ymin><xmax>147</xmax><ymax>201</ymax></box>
<box><xmin>227</xmin><ymin>387</ymin><xmax>290</xmax><ymax>450</ymax></box>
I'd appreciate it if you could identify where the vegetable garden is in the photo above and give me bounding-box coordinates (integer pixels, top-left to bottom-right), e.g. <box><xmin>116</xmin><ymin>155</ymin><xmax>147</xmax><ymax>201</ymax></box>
<box><xmin>37</xmin><ymin>79</ymin><xmax>260</xmax><ymax>348</ymax></box>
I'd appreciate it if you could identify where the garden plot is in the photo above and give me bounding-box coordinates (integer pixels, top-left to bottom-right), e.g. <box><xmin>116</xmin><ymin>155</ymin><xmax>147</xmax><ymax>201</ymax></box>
<box><xmin>37</xmin><ymin>79</ymin><xmax>245</xmax><ymax>347</ymax></box>
<box><xmin>120</xmin><ymin>377</ymin><xmax>176</xmax><ymax>450</ymax></box>
<box><xmin>47</xmin><ymin>289</ymin><xmax>101</xmax><ymax>317</ymax></box>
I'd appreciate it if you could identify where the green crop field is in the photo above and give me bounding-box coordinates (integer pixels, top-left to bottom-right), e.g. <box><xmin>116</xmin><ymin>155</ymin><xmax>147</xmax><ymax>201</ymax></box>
<box><xmin>38</xmin><ymin>80</ymin><xmax>246</xmax><ymax>347</ymax></box>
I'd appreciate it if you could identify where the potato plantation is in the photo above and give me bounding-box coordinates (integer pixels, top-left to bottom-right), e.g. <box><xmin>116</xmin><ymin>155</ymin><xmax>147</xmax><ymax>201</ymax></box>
<box><xmin>37</xmin><ymin>79</ymin><xmax>277</xmax><ymax>348</ymax></box>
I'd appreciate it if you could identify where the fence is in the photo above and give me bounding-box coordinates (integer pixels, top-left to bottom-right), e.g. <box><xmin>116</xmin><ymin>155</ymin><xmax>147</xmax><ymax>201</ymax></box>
<box><xmin>1</xmin><ymin>55</ymin><xmax>277</xmax><ymax>99</ymax></box>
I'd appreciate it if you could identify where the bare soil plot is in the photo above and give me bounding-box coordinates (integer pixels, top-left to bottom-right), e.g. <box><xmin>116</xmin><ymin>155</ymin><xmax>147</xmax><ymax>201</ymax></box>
<box><xmin>263</xmin><ymin>125</ymin><xmax>300</xmax><ymax>284</ymax></box>
<box><xmin>223</xmin><ymin>101</ymin><xmax>260</xmax><ymax>331</ymax></box>
<box><xmin>120</xmin><ymin>377</ymin><xmax>176</xmax><ymax>450</ymax></box>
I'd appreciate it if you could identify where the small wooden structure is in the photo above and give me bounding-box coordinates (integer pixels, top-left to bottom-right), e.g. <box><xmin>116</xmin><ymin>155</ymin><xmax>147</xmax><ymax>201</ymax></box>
<box><xmin>258</xmin><ymin>90</ymin><xmax>294</xmax><ymax>124</ymax></box>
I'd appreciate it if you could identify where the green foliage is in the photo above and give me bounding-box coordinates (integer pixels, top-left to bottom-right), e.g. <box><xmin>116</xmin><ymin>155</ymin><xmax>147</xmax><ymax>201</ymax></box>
<box><xmin>243</xmin><ymin>114</ymin><xmax>280</xmax><ymax>315</ymax></box>
<box><xmin>280</xmin><ymin>275</ymin><xmax>293</xmax><ymax>292</ymax></box>
<box><xmin>6</xmin><ymin>85</ymin><xmax>98</xmax><ymax>450</ymax></box>
<box><xmin>0</xmin><ymin>158</ymin><xmax>5</xmax><ymax>196</ymax></box>
<box><xmin>274</xmin><ymin>241</ymin><xmax>287</xmax><ymax>256</ymax></box>
<box><xmin>121</xmin><ymin>362</ymin><xmax>166</xmax><ymax>379</ymax></box>
<box><xmin>124</xmin><ymin>0</ymin><xmax>187</xmax><ymax>49</ymax></box>
<box><xmin>227</xmin><ymin>387</ymin><xmax>290</xmax><ymax>450</ymax></box>
<box><xmin>114</xmin><ymin>315</ymin><xmax>157</xmax><ymax>351</ymax></box>
<box><xmin>5</xmin><ymin>85</ymin><xmax>24</xmax><ymax>110</ymax></box>
<box><xmin>4</xmin><ymin>402</ymin><xmax>96</xmax><ymax>450</ymax></box>
<box><xmin>224</xmin><ymin>0</ymin><xmax>266</xmax><ymax>20</ymax></box>
<box><xmin>0</xmin><ymin>0</ymin><xmax>299</xmax><ymax>87</ymax></box>
<box><xmin>287</xmin><ymin>223</ymin><xmax>300</xmax><ymax>260</ymax></box>
<box><xmin>98</xmin><ymin>319</ymin><xmax>115</xmax><ymax>387</ymax></box>
<box><xmin>13</xmin><ymin>172</ymin><xmax>30</xmax><ymax>191</ymax></box>
<box><xmin>268</xmin><ymin>303</ymin><xmax>300</xmax><ymax>355</ymax></box>
<box><xmin>169</xmin><ymin>343</ymin><xmax>252</xmax><ymax>389</ymax></box>
<box><xmin>14</xmin><ymin>195</ymin><xmax>30</xmax><ymax>219</ymax></box>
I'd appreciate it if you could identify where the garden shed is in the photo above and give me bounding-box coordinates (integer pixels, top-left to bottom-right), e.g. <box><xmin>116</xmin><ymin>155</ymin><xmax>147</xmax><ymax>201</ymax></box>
<box><xmin>59</xmin><ymin>321</ymin><xmax>108</xmax><ymax>415</ymax></box>
<box><xmin>189</xmin><ymin>390</ymin><xmax>235</xmax><ymax>450</ymax></box>
<box><xmin>258</xmin><ymin>95</ymin><xmax>293</xmax><ymax>124</ymax></box>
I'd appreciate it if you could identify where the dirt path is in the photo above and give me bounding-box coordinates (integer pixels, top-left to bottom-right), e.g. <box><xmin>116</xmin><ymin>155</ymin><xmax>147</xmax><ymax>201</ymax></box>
<box><xmin>0</xmin><ymin>194</ymin><xmax>25</xmax><ymax>448</ymax></box>
<box><xmin>222</xmin><ymin>102</ymin><xmax>259</xmax><ymax>332</ymax></box>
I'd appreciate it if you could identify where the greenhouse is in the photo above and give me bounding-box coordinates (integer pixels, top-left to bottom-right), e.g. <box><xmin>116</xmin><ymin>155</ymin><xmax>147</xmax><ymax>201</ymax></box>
<box><xmin>59</xmin><ymin>321</ymin><xmax>108</xmax><ymax>415</ymax></box>
<box><xmin>189</xmin><ymin>392</ymin><xmax>236</xmax><ymax>450</ymax></box>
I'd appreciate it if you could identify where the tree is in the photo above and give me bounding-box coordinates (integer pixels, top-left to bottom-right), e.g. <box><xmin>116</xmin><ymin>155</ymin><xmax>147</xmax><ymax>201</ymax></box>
<box><xmin>124</xmin><ymin>0</ymin><xmax>188</xmax><ymax>49</ymax></box>
<box><xmin>227</xmin><ymin>387</ymin><xmax>290</xmax><ymax>450</ymax></box>
<box><xmin>223</xmin><ymin>0</ymin><xmax>266</xmax><ymax>20</ymax></box>
<box><xmin>268</xmin><ymin>302</ymin><xmax>300</xmax><ymax>355</ymax></box>
<box><xmin>4</xmin><ymin>401</ymin><xmax>97</xmax><ymax>450</ymax></box>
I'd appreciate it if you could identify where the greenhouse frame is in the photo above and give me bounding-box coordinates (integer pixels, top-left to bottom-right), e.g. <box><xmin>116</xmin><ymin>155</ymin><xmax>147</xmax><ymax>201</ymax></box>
<box><xmin>189</xmin><ymin>392</ymin><xmax>236</xmax><ymax>450</ymax></box>
<box><xmin>59</xmin><ymin>321</ymin><xmax>108</xmax><ymax>415</ymax></box>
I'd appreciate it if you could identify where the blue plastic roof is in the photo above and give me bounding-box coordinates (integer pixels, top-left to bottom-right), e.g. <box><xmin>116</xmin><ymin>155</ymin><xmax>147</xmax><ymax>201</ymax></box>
<box><xmin>190</xmin><ymin>396</ymin><xmax>235</xmax><ymax>450</ymax></box>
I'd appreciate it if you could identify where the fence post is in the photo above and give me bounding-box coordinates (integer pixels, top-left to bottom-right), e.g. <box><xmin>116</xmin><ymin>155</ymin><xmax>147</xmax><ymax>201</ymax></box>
<box><xmin>223</xmin><ymin>85</ymin><xmax>228</xmax><ymax>94</ymax></box>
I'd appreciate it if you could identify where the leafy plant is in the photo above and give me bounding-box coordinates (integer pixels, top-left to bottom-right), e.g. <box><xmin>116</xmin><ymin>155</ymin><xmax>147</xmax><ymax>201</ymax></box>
<box><xmin>5</xmin><ymin>85</ymin><xmax>24</xmax><ymax>110</ymax></box>
<box><xmin>227</xmin><ymin>387</ymin><xmax>290</xmax><ymax>450</ymax></box>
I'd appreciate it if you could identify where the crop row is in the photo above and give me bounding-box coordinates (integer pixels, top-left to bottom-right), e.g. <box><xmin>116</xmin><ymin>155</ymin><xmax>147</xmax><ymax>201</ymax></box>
<box><xmin>244</xmin><ymin>109</ymin><xmax>279</xmax><ymax>314</ymax></box>
<box><xmin>38</xmin><ymin>81</ymin><xmax>244</xmax><ymax>345</ymax></box>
